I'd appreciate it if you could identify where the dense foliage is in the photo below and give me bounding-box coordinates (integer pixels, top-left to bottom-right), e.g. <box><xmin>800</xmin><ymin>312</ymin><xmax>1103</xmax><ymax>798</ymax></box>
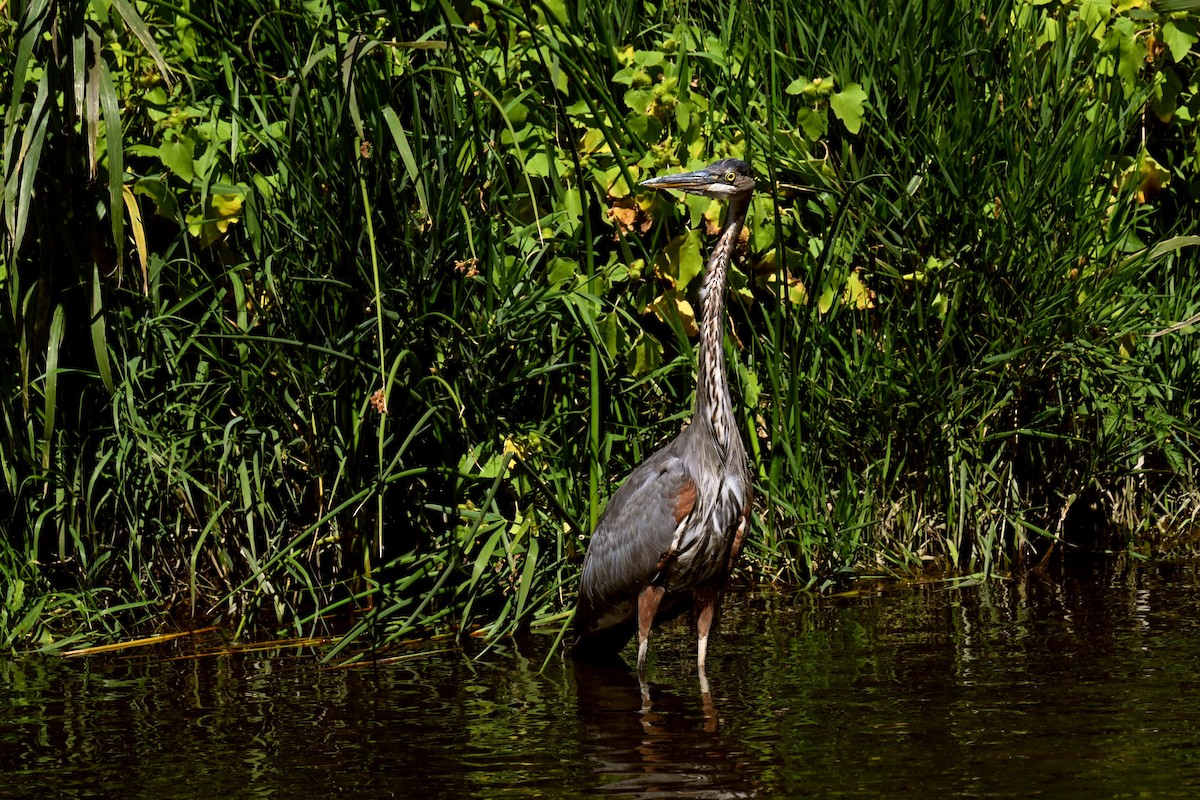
<box><xmin>2</xmin><ymin>0</ymin><xmax>1198</xmax><ymax>652</ymax></box>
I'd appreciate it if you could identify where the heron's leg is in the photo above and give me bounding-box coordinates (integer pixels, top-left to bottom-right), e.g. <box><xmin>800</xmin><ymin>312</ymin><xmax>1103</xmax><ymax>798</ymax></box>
<box><xmin>636</xmin><ymin>584</ymin><xmax>666</xmax><ymax>675</ymax></box>
<box><xmin>695</xmin><ymin>587</ymin><xmax>719</xmax><ymax>672</ymax></box>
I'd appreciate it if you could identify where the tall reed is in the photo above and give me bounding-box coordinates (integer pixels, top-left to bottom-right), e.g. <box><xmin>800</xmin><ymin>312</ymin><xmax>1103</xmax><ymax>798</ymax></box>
<box><xmin>1</xmin><ymin>0</ymin><xmax>1197</xmax><ymax>651</ymax></box>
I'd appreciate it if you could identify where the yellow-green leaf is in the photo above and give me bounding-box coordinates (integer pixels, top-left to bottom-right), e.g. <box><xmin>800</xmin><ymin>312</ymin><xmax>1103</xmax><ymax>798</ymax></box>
<box><xmin>628</xmin><ymin>334</ymin><xmax>663</xmax><ymax>377</ymax></box>
<box><xmin>843</xmin><ymin>271</ymin><xmax>876</xmax><ymax>310</ymax></box>
<box><xmin>818</xmin><ymin>285</ymin><xmax>835</xmax><ymax>314</ymax></box>
<box><xmin>159</xmin><ymin>138</ymin><xmax>195</xmax><ymax>182</ymax></box>
<box><xmin>830</xmin><ymin>83</ymin><xmax>868</xmax><ymax>134</ymax></box>
<box><xmin>212</xmin><ymin>193</ymin><xmax>243</xmax><ymax>232</ymax></box>
<box><xmin>1161</xmin><ymin>21</ymin><xmax>1198</xmax><ymax>63</ymax></box>
<box><xmin>665</xmin><ymin>229</ymin><xmax>704</xmax><ymax>291</ymax></box>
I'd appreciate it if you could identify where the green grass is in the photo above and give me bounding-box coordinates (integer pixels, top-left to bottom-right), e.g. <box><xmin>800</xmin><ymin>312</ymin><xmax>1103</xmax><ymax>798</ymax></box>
<box><xmin>1</xmin><ymin>0</ymin><xmax>1199</xmax><ymax>653</ymax></box>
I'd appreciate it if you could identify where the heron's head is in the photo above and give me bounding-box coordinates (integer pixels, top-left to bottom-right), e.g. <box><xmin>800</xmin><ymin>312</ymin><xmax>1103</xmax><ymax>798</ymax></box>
<box><xmin>640</xmin><ymin>158</ymin><xmax>755</xmax><ymax>200</ymax></box>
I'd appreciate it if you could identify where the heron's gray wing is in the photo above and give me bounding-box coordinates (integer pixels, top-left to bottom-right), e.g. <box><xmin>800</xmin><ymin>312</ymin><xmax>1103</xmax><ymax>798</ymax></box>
<box><xmin>575</xmin><ymin>444</ymin><xmax>697</xmax><ymax>637</ymax></box>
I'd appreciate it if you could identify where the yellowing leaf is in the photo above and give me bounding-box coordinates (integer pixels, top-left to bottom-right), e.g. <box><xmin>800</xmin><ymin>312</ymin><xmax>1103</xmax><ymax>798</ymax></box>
<box><xmin>675</xmin><ymin>298</ymin><xmax>698</xmax><ymax>334</ymax></box>
<box><xmin>608</xmin><ymin>204</ymin><xmax>637</xmax><ymax>232</ymax></box>
<box><xmin>121</xmin><ymin>186</ymin><xmax>149</xmax><ymax>295</ymax></box>
<box><xmin>644</xmin><ymin>292</ymin><xmax>699</xmax><ymax>336</ymax></box>
<box><xmin>212</xmin><ymin>193</ymin><xmax>243</xmax><ymax>233</ymax></box>
<box><xmin>843</xmin><ymin>271</ymin><xmax>876</xmax><ymax>310</ymax></box>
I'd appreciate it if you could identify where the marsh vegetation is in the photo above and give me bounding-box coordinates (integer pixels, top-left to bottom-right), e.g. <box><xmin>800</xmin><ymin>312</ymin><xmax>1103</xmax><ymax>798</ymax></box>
<box><xmin>2</xmin><ymin>0</ymin><xmax>1199</xmax><ymax>652</ymax></box>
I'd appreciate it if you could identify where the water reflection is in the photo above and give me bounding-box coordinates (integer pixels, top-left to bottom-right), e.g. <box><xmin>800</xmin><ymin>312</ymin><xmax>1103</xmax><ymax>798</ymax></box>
<box><xmin>574</xmin><ymin>660</ymin><xmax>751</xmax><ymax>798</ymax></box>
<box><xmin>4</xmin><ymin>560</ymin><xmax>1200</xmax><ymax>798</ymax></box>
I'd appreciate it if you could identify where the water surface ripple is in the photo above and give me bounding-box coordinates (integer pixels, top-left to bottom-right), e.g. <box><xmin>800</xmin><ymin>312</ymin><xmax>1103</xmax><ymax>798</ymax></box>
<box><xmin>4</xmin><ymin>560</ymin><xmax>1200</xmax><ymax>798</ymax></box>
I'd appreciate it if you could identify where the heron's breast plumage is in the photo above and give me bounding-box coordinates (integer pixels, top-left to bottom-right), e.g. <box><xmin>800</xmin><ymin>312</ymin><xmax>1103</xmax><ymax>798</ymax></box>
<box><xmin>661</xmin><ymin>466</ymin><xmax>751</xmax><ymax>592</ymax></box>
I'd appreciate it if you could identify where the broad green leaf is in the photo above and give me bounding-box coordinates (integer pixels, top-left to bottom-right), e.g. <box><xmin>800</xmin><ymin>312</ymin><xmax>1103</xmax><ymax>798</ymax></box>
<box><xmin>597</xmin><ymin>312</ymin><xmax>624</xmax><ymax>359</ymax></box>
<box><xmin>632</xmin><ymin>50</ymin><xmax>665</xmax><ymax>67</ymax></box>
<box><xmin>830</xmin><ymin>83</ymin><xmax>868</xmax><ymax>134</ymax></box>
<box><xmin>160</xmin><ymin>138</ymin><xmax>195</xmax><ymax>182</ymax></box>
<box><xmin>626</xmin><ymin>112</ymin><xmax>662</xmax><ymax>142</ymax></box>
<box><xmin>1078</xmin><ymin>0</ymin><xmax>1113</xmax><ymax>36</ymax></box>
<box><xmin>675</xmin><ymin>99</ymin><xmax>695</xmax><ymax>132</ymax></box>
<box><xmin>1106</xmin><ymin>17</ymin><xmax>1146</xmax><ymax>92</ymax></box>
<box><xmin>579</xmin><ymin>128</ymin><xmax>607</xmax><ymax>154</ymax></box>
<box><xmin>665</xmin><ymin>230</ymin><xmax>704</xmax><ymax>291</ymax></box>
<box><xmin>785</xmin><ymin>76</ymin><xmax>833</xmax><ymax>97</ymax></box>
<box><xmin>624</xmin><ymin>88</ymin><xmax>653</xmax><ymax>114</ymax></box>
<box><xmin>541</xmin><ymin>0</ymin><xmax>567</xmax><ymax>24</ymax></box>
<box><xmin>818</xmin><ymin>285</ymin><xmax>836</xmax><ymax>314</ymax></box>
<box><xmin>1161</xmin><ymin>21</ymin><xmax>1198</xmax><ymax>63</ymax></box>
<box><xmin>546</xmin><ymin>257</ymin><xmax>577</xmax><ymax>284</ymax></box>
<box><xmin>525</xmin><ymin>151</ymin><xmax>551</xmax><ymax>177</ymax></box>
<box><xmin>133</xmin><ymin>177</ymin><xmax>179</xmax><ymax>220</ymax></box>
<box><xmin>628</xmin><ymin>334</ymin><xmax>663</xmax><ymax>376</ymax></box>
<box><xmin>797</xmin><ymin>107</ymin><xmax>826</xmax><ymax>140</ymax></box>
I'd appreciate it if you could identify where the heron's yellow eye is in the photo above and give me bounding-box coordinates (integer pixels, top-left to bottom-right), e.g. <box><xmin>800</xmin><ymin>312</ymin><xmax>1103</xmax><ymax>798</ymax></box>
<box><xmin>725</xmin><ymin>170</ymin><xmax>737</xmax><ymax>182</ymax></box>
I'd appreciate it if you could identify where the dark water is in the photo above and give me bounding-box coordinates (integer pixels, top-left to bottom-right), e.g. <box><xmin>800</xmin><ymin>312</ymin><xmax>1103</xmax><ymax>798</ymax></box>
<box><xmin>4</xmin><ymin>560</ymin><xmax>1200</xmax><ymax>799</ymax></box>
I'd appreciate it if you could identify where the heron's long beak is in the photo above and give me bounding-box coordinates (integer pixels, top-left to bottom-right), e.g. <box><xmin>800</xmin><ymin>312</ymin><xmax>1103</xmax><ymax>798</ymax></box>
<box><xmin>639</xmin><ymin>169</ymin><xmax>714</xmax><ymax>191</ymax></box>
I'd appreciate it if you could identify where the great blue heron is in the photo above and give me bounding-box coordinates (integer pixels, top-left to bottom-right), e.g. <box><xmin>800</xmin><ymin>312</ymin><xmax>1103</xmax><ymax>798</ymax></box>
<box><xmin>572</xmin><ymin>157</ymin><xmax>755</xmax><ymax>677</ymax></box>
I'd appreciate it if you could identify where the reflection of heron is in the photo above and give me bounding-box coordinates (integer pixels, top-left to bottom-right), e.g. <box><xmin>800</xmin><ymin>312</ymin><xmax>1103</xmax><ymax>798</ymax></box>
<box><xmin>573</xmin><ymin>159</ymin><xmax>756</xmax><ymax>678</ymax></box>
<box><xmin>573</xmin><ymin>661</ymin><xmax>747</xmax><ymax>799</ymax></box>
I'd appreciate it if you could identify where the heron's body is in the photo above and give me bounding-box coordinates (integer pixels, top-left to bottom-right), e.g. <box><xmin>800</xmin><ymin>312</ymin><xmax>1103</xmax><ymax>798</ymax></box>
<box><xmin>573</xmin><ymin>158</ymin><xmax>755</xmax><ymax>675</ymax></box>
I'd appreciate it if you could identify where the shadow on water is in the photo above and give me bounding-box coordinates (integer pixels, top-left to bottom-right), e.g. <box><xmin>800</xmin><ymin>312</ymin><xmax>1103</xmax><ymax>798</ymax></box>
<box><xmin>4</xmin><ymin>558</ymin><xmax>1200</xmax><ymax>798</ymax></box>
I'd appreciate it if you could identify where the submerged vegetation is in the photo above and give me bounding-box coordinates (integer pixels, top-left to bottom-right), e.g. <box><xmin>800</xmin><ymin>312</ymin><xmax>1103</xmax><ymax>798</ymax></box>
<box><xmin>2</xmin><ymin>0</ymin><xmax>1199</xmax><ymax>652</ymax></box>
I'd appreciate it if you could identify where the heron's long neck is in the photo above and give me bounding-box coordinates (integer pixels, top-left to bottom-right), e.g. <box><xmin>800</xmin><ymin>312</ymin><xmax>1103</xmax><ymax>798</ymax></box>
<box><xmin>695</xmin><ymin>193</ymin><xmax>749</xmax><ymax>453</ymax></box>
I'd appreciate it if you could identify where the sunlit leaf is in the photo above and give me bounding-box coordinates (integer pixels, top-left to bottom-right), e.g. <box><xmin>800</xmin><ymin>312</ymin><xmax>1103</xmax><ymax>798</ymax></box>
<box><xmin>1078</xmin><ymin>0</ymin><xmax>1113</xmax><ymax>36</ymax></box>
<box><xmin>133</xmin><ymin>177</ymin><xmax>179</xmax><ymax>220</ymax></box>
<box><xmin>624</xmin><ymin>88</ymin><xmax>653</xmax><ymax>114</ymax></box>
<box><xmin>830</xmin><ymin>83</ymin><xmax>868</xmax><ymax>134</ymax></box>
<box><xmin>525</xmin><ymin>151</ymin><xmax>551</xmax><ymax>177</ymax></box>
<box><xmin>645</xmin><ymin>292</ymin><xmax>698</xmax><ymax>335</ymax></box>
<box><xmin>818</xmin><ymin>285</ymin><xmax>835</xmax><ymax>314</ymax></box>
<box><xmin>662</xmin><ymin>229</ymin><xmax>704</xmax><ymax>291</ymax></box>
<box><xmin>212</xmin><ymin>193</ymin><xmax>244</xmax><ymax>232</ymax></box>
<box><xmin>121</xmin><ymin>186</ymin><xmax>149</xmax><ymax>294</ymax></box>
<box><xmin>1161</xmin><ymin>21</ymin><xmax>1198</xmax><ymax>63</ymax></box>
<box><xmin>159</xmin><ymin>138</ymin><xmax>195</xmax><ymax>182</ymax></box>
<box><xmin>843</xmin><ymin>271</ymin><xmax>876</xmax><ymax>310</ymax></box>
